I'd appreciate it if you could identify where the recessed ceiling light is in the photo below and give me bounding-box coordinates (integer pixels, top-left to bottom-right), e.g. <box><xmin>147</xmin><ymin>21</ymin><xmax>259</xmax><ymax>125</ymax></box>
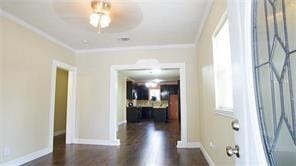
<box><xmin>118</xmin><ymin>37</ymin><xmax>130</xmax><ymax>41</ymax></box>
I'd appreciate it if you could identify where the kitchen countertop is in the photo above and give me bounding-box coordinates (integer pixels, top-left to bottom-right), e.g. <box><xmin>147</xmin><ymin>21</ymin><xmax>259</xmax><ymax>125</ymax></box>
<box><xmin>152</xmin><ymin>106</ymin><xmax>168</xmax><ymax>109</ymax></box>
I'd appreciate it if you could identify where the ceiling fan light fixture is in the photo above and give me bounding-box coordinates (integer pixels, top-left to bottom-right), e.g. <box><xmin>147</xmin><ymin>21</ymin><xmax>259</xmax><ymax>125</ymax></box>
<box><xmin>89</xmin><ymin>0</ymin><xmax>111</xmax><ymax>33</ymax></box>
<box><xmin>89</xmin><ymin>13</ymin><xmax>111</xmax><ymax>28</ymax></box>
<box><xmin>91</xmin><ymin>0</ymin><xmax>111</xmax><ymax>13</ymax></box>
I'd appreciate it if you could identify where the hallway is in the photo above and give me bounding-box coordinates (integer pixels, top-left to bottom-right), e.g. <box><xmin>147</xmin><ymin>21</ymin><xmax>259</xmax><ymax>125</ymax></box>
<box><xmin>23</xmin><ymin>121</ymin><xmax>208</xmax><ymax>166</ymax></box>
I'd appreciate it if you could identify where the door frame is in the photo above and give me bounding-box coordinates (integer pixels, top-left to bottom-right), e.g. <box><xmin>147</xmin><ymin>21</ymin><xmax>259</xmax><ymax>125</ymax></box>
<box><xmin>227</xmin><ymin>0</ymin><xmax>267</xmax><ymax>165</ymax></box>
<box><xmin>49</xmin><ymin>60</ymin><xmax>77</xmax><ymax>152</ymax></box>
<box><xmin>109</xmin><ymin>59</ymin><xmax>188</xmax><ymax>147</ymax></box>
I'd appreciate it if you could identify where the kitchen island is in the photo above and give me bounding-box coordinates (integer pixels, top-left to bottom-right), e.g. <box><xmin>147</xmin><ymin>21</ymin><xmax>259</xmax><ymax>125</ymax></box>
<box><xmin>126</xmin><ymin>106</ymin><xmax>168</xmax><ymax>123</ymax></box>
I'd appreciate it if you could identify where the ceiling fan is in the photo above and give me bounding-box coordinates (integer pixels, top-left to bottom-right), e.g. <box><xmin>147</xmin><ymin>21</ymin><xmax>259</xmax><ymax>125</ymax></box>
<box><xmin>89</xmin><ymin>0</ymin><xmax>112</xmax><ymax>33</ymax></box>
<box><xmin>53</xmin><ymin>0</ymin><xmax>142</xmax><ymax>34</ymax></box>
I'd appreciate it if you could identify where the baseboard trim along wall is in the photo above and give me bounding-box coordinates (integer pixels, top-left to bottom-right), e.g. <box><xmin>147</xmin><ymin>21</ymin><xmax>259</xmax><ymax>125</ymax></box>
<box><xmin>200</xmin><ymin>144</ymin><xmax>215</xmax><ymax>166</ymax></box>
<box><xmin>1</xmin><ymin>148</ymin><xmax>51</xmax><ymax>166</ymax></box>
<box><xmin>54</xmin><ymin>130</ymin><xmax>66</xmax><ymax>136</ymax></box>
<box><xmin>117</xmin><ymin>120</ymin><xmax>127</xmax><ymax>126</ymax></box>
<box><xmin>176</xmin><ymin>141</ymin><xmax>201</xmax><ymax>148</ymax></box>
<box><xmin>73</xmin><ymin>139</ymin><xmax>120</xmax><ymax>146</ymax></box>
<box><xmin>0</xmin><ymin>141</ymin><xmax>214</xmax><ymax>166</ymax></box>
<box><xmin>176</xmin><ymin>141</ymin><xmax>215</xmax><ymax>166</ymax></box>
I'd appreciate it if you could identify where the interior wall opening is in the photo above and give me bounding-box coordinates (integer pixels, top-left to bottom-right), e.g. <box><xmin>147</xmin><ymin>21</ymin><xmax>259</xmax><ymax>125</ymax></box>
<box><xmin>116</xmin><ymin>68</ymin><xmax>181</xmax><ymax>145</ymax></box>
<box><xmin>53</xmin><ymin>68</ymin><xmax>69</xmax><ymax>149</ymax></box>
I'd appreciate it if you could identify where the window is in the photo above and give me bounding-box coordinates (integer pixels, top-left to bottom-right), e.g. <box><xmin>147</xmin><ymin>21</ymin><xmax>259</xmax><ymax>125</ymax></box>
<box><xmin>212</xmin><ymin>13</ymin><xmax>233</xmax><ymax>116</ymax></box>
<box><xmin>149</xmin><ymin>89</ymin><xmax>160</xmax><ymax>101</ymax></box>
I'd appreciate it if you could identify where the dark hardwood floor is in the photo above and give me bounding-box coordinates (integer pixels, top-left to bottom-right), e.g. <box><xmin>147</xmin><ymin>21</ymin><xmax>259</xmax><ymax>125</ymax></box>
<box><xmin>23</xmin><ymin>120</ymin><xmax>208</xmax><ymax>166</ymax></box>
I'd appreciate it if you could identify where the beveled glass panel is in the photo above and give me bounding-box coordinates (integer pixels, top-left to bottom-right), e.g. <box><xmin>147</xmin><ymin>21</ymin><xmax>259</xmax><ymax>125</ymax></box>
<box><xmin>266</xmin><ymin>0</ymin><xmax>276</xmax><ymax>50</ymax></box>
<box><xmin>254</xmin><ymin>0</ymin><xmax>296</xmax><ymax>165</ymax></box>
<box><xmin>274</xmin><ymin>0</ymin><xmax>286</xmax><ymax>45</ymax></box>
<box><xmin>257</xmin><ymin>0</ymin><xmax>270</xmax><ymax>65</ymax></box>
<box><xmin>282</xmin><ymin>68</ymin><xmax>293</xmax><ymax>129</ymax></box>
<box><xmin>258</xmin><ymin>65</ymin><xmax>276</xmax><ymax>142</ymax></box>
<box><xmin>271</xmin><ymin>39</ymin><xmax>287</xmax><ymax>76</ymax></box>
<box><xmin>273</xmin><ymin>123</ymin><xmax>296</xmax><ymax>166</ymax></box>
<box><xmin>290</xmin><ymin>53</ymin><xmax>296</xmax><ymax>135</ymax></box>
<box><xmin>273</xmin><ymin>73</ymin><xmax>282</xmax><ymax>128</ymax></box>
<box><xmin>285</xmin><ymin>0</ymin><xmax>296</xmax><ymax>51</ymax></box>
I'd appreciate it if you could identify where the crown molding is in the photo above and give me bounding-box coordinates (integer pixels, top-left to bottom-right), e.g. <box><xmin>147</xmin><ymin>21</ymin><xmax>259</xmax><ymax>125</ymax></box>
<box><xmin>1</xmin><ymin>8</ymin><xmax>197</xmax><ymax>55</ymax></box>
<box><xmin>0</xmin><ymin>9</ymin><xmax>76</xmax><ymax>52</ymax></box>
<box><xmin>75</xmin><ymin>43</ymin><xmax>195</xmax><ymax>54</ymax></box>
<box><xmin>194</xmin><ymin>0</ymin><xmax>214</xmax><ymax>45</ymax></box>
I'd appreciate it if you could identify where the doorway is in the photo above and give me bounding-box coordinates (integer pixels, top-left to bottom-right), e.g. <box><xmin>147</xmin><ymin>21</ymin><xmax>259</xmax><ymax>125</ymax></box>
<box><xmin>53</xmin><ymin>68</ymin><xmax>68</xmax><ymax>147</ymax></box>
<box><xmin>49</xmin><ymin>60</ymin><xmax>77</xmax><ymax>152</ymax></box>
<box><xmin>109</xmin><ymin>59</ymin><xmax>188</xmax><ymax>147</ymax></box>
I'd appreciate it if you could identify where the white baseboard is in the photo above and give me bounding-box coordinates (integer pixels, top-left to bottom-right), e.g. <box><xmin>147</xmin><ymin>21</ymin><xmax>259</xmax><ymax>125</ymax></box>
<box><xmin>117</xmin><ymin>120</ymin><xmax>127</xmax><ymax>126</ymax></box>
<box><xmin>200</xmin><ymin>144</ymin><xmax>215</xmax><ymax>166</ymax></box>
<box><xmin>1</xmin><ymin>148</ymin><xmax>51</xmax><ymax>166</ymax></box>
<box><xmin>176</xmin><ymin>141</ymin><xmax>201</xmax><ymax>148</ymax></box>
<box><xmin>54</xmin><ymin>130</ymin><xmax>66</xmax><ymax>136</ymax></box>
<box><xmin>73</xmin><ymin>139</ymin><xmax>120</xmax><ymax>146</ymax></box>
<box><xmin>176</xmin><ymin>141</ymin><xmax>214</xmax><ymax>166</ymax></box>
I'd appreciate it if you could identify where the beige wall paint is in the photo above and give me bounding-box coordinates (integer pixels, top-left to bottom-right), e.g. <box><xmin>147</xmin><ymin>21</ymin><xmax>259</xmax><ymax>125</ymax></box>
<box><xmin>0</xmin><ymin>17</ymin><xmax>4</xmax><ymax>163</ymax></box>
<box><xmin>117</xmin><ymin>73</ymin><xmax>126</xmax><ymax>124</ymax></box>
<box><xmin>75</xmin><ymin>47</ymin><xmax>200</xmax><ymax>142</ymax></box>
<box><xmin>0</xmin><ymin>17</ymin><xmax>75</xmax><ymax>163</ymax></box>
<box><xmin>54</xmin><ymin>68</ymin><xmax>68</xmax><ymax>133</ymax></box>
<box><xmin>195</xmin><ymin>0</ymin><xmax>235</xmax><ymax>165</ymax></box>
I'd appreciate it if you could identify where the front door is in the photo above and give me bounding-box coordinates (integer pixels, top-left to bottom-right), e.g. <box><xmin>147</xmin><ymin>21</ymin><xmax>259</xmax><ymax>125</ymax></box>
<box><xmin>227</xmin><ymin>0</ymin><xmax>267</xmax><ymax>165</ymax></box>
<box><xmin>227</xmin><ymin>0</ymin><xmax>295</xmax><ymax>165</ymax></box>
<box><xmin>252</xmin><ymin>0</ymin><xmax>296</xmax><ymax>165</ymax></box>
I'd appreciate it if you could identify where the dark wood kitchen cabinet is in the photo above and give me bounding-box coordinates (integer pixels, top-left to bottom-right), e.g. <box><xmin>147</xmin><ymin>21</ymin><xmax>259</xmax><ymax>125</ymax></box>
<box><xmin>126</xmin><ymin>81</ymin><xmax>133</xmax><ymax>100</ymax></box>
<box><xmin>141</xmin><ymin>107</ymin><xmax>153</xmax><ymax>119</ymax></box>
<box><xmin>127</xmin><ymin>107</ymin><xmax>142</xmax><ymax>122</ymax></box>
<box><xmin>160</xmin><ymin>85</ymin><xmax>179</xmax><ymax>100</ymax></box>
<box><xmin>135</xmin><ymin>85</ymin><xmax>149</xmax><ymax>100</ymax></box>
<box><xmin>153</xmin><ymin>107</ymin><xmax>168</xmax><ymax>123</ymax></box>
<box><xmin>127</xmin><ymin>81</ymin><xmax>137</xmax><ymax>100</ymax></box>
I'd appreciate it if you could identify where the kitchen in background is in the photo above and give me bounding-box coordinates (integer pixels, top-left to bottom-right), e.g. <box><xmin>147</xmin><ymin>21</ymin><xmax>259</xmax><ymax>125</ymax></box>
<box><xmin>121</xmin><ymin>69</ymin><xmax>180</xmax><ymax>123</ymax></box>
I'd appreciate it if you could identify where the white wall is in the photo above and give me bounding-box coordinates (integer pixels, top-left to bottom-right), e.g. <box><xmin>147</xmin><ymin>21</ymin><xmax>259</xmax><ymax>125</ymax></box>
<box><xmin>195</xmin><ymin>0</ymin><xmax>235</xmax><ymax>165</ymax></box>
<box><xmin>0</xmin><ymin>16</ymin><xmax>75</xmax><ymax>163</ymax></box>
<box><xmin>117</xmin><ymin>73</ymin><xmax>126</xmax><ymax>124</ymax></box>
<box><xmin>75</xmin><ymin>46</ymin><xmax>200</xmax><ymax>142</ymax></box>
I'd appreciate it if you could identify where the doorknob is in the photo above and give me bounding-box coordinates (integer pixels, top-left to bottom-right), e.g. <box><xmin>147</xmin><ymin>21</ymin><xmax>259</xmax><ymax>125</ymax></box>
<box><xmin>226</xmin><ymin>145</ymin><xmax>240</xmax><ymax>158</ymax></box>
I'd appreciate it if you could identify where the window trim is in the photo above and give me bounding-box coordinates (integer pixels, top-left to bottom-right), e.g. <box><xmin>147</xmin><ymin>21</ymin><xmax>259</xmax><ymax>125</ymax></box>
<box><xmin>212</xmin><ymin>11</ymin><xmax>234</xmax><ymax>118</ymax></box>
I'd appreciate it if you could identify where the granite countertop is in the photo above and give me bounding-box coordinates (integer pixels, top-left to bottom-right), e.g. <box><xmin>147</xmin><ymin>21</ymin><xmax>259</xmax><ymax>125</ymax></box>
<box><xmin>152</xmin><ymin>106</ymin><xmax>168</xmax><ymax>109</ymax></box>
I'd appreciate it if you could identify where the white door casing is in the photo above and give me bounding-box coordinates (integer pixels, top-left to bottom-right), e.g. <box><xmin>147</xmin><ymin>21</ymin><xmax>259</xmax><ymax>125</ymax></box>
<box><xmin>109</xmin><ymin>59</ymin><xmax>188</xmax><ymax>147</ymax></box>
<box><xmin>49</xmin><ymin>60</ymin><xmax>77</xmax><ymax>152</ymax></box>
<box><xmin>227</xmin><ymin>0</ymin><xmax>267</xmax><ymax>165</ymax></box>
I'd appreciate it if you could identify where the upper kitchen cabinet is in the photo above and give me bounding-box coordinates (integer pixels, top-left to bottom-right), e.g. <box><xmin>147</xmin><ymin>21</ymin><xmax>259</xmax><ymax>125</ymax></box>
<box><xmin>160</xmin><ymin>85</ymin><xmax>179</xmax><ymax>100</ymax></box>
<box><xmin>136</xmin><ymin>85</ymin><xmax>149</xmax><ymax>100</ymax></box>
<box><xmin>126</xmin><ymin>81</ymin><xmax>137</xmax><ymax>100</ymax></box>
<box><xmin>127</xmin><ymin>81</ymin><xmax>133</xmax><ymax>100</ymax></box>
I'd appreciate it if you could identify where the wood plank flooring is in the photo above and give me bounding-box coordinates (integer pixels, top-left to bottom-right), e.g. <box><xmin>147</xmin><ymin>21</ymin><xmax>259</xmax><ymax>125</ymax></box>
<box><xmin>23</xmin><ymin>120</ymin><xmax>208</xmax><ymax>166</ymax></box>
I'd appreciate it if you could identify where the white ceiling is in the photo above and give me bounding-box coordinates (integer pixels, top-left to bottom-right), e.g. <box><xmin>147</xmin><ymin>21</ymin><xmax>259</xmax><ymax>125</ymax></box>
<box><xmin>0</xmin><ymin>0</ymin><xmax>212</xmax><ymax>51</ymax></box>
<box><xmin>120</xmin><ymin>69</ymin><xmax>180</xmax><ymax>83</ymax></box>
